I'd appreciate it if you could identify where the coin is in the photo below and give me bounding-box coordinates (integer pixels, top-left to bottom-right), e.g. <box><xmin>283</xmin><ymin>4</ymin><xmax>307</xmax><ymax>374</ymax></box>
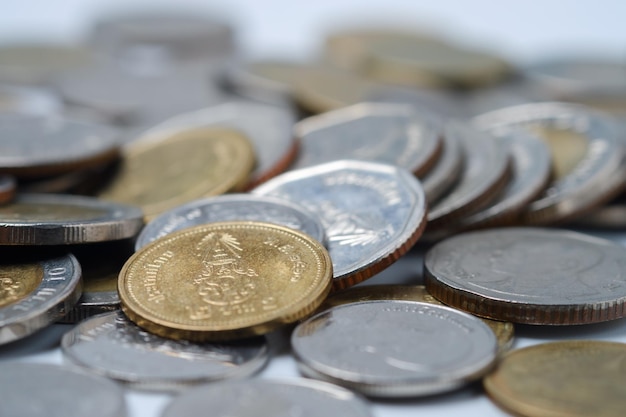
<box><xmin>0</xmin><ymin>175</ymin><xmax>16</xmax><ymax>205</ymax></box>
<box><xmin>484</xmin><ymin>340</ymin><xmax>626</xmax><ymax>417</ymax></box>
<box><xmin>119</xmin><ymin>221</ymin><xmax>332</xmax><ymax>341</ymax></box>
<box><xmin>135</xmin><ymin>194</ymin><xmax>325</xmax><ymax>250</ymax></box>
<box><xmin>253</xmin><ymin>160</ymin><xmax>427</xmax><ymax>290</ymax></box>
<box><xmin>571</xmin><ymin>192</ymin><xmax>626</xmax><ymax>229</ymax></box>
<box><xmin>62</xmin><ymin>311</ymin><xmax>269</xmax><ymax>390</ymax></box>
<box><xmin>0</xmin><ymin>362</ymin><xmax>126</xmax><ymax>417</ymax></box>
<box><xmin>0</xmin><ymin>251</ymin><xmax>81</xmax><ymax>344</ymax></box>
<box><xmin>161</xmin><ymin>378</ymin><xmax>373</xmax><ymax>417</ymax></box>
<box><xmin>291</xmin><ymin>102</ymin><xmax>442</xmax><ymax>177</ymax></box>
<box><xmin>475</xmin><ymin>102</ymin><xmax>626</xmax><ymax>224</ymax></box>
<box><xmin>18</xmin><ymin>162</ymin><xmax>117</xmax><ymax>195</ymax></box>
<box><xmin>424</xmin><ymin>227</ymin><xmax>626</xmax><ymax>324</ymax></box>
<box><xmin>97</xmin><ymin>127</ymin><xmax>254</xmax><ymax>220</ymax></box>
<box><xmin>0</xmin><ymin>193</ymin><xmax>143</xmax><ymax>245</ymax></box>
<box><xmin>0</xmin><ymin>84</ymin><xmax>61</xmax><ymax>115</ymax></box>
<box><xmin>0</xmin><ymin>112</ymin><xmax>121</xmax><ymax>178</ymax></box>
<box><xmin>292</xmin><ymin>300</ymin><xmax>497</xmax><ymax>397</ymax></box>
<box><xmin>319</xmin><ymin>285</ymin><xmax>514</xmax><ymax>353</ymax></box>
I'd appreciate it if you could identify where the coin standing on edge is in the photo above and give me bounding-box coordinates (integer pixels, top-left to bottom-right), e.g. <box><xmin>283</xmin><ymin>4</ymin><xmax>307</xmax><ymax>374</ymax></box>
<box><xmin>253</xmin><ymin>160</ymin><xmax>427</xmax><ymax>290</ymax></box>
<box><xmin>424</xmin><ymin>228</ymin><xmax>626</xmax><ymax>325</ymax></box>
<box><xmin>292</xmin><ymin>300</ymin><xmax>497</xmax><ymax>397</ymax></box>
<box><xmin>62</xmin><ymin>311</ymin><xmax>269</xmax><ymax>391</ymax></box>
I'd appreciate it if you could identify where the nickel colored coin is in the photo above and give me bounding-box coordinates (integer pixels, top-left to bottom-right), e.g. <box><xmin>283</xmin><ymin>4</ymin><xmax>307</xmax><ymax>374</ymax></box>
<box><xmin>135</xmin><ymin>194</ymin><xmax>325</xmax><ymax>250</ymax></box>
<box><xmin>292</xmin><ymin>102</ymin><xmax>442</xmax><ymax>177</ymax></box>
<box><xmin>475</xmin><ymin>102</ymin><xmax>626</xmax><ymax>224</ymax></box>
<box><xmin>292</xmin><ymin>300</ymin><xmax>497</xmax><ymax>397</ymax></box>
<box><xmin>0</xmin><ymin>362</ymin><xmax>126</xmax><ymax>417</ymax></box>
<box><xmin>62</xmin><ymin>311</ymin><xmax>269</xmax><ymax>390</ymax></box>
<box><xmin>319</xmin><ymin>285</ymin><xmax>514</xmax><ymax>353</ymax></box>
<box><xmin>0</xmin><ymin>175</ymin><xmax>16</xmax><ymax>204</ymax></box>
<box><xmin>118</xmin><ymin>221</ymin><xmax>333</xmax><ymax>341</ymax></box>
<box><xmin>424</xmin><ymin>227</ymin><xmax>626</xmax><ymax>324</ymax></box>
<box><xmin>161</xmin><ymin>378</ymin><xmax>373</xmax><ymax>417</ymax></box>
<box><xmin>0</xmin><ymin>193</ymin><xmax>143</xmax><ymax>245</ymax></box>
<box><xmin>484</xmin><ymin>340</ymin><xmax>626</xmax><ymax>417</ymax></box>
<box><xmin>97</xmin><ymin>127</ymin><xmax>254</xmax><ymax>220</ymax></box>
<box><xmin>0</xmin><ymin>113</ymin><xmax>121</xmax><ymax>178</ymax></box>
<box><xmin>0</xmin><ymin>84</ymin><xmax>61</xmax><ymax>115</ymax></box>
<box><xmin>0</xmin><ymin>252</ymin><xmax>81</xmax><ymax>344</ymax></box>
<box><xmin>253</xmin><ymin>160</ymin><xmax>427</xmax><ymax>290</ymax></box>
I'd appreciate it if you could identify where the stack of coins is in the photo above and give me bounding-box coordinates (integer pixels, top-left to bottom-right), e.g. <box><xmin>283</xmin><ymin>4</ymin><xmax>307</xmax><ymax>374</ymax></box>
<box><xmin>1</xmin><ymin>7</ymin><xmax>626</xmax><ymax>417</ymax></box>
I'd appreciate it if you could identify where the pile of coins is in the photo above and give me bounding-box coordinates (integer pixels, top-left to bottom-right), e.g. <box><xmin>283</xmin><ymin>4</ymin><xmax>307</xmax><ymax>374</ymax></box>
<box><xmin>1</xmin><ymin>8</ymin><xmax>626</xmax><ymax>417</ymax></box>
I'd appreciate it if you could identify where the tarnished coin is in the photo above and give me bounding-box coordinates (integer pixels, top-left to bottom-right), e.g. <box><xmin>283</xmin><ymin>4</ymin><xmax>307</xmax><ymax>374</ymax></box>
<box><xmin>292</xmin><ymin>300</ymin><xmax>497</xmax><ymax>397</ymax></box>
<box><xmin>0</xmin><ymin>194</ymin><xmax>143</xmax><ymax>245</ymax></box>
<box><xmin>162</xmin><ymin>378</ymin><xmax>373</xmax><ymax>417</ymax></box>
<box><xmin>0</xmin><ymin>113</ymin><xmax>121</xmax><ymax>178</ymax></box>
<box><xmin>0</xmin><ymin>362</ymin><xmax>126</xmax><ymax>417</ymax></box>
<box><xmin>0</xmin><ymin>84</ymin><xmax>61</xmax><ymax>115</ymax></box>
<box><xmin>292</xmin><ymin>102</ymin><xmax>442</xmax><ymax>177</ymax></box>
<box><xmin>62</xmin><ymin>311</ymin><xmax>269</xmax><ymax>390</ymax></box>
<box><xmin>427</xmin><ymin>121</ymin><xmax>511</xmax><ymax>228</ymax></box>
<box><xmin>0</xmin><ymin>175</ymin><xmax>16</xmax><ymax>205</ymax></box>
<box><xmin>119</xmin><ymin>221</ymin><xmax>332</xmax><ymax>341</ymax></box>
<box><xmin>484</xmin><ymin>341</ymin><xmax>626</xmax><ymax>417</ymax></box>
<box><xmin>475</xmin><ymin>102</ymin><xmax>626</xmax><ymax>224</ymax></box>
<box><xmin>135</xmin><ymin>194</ymin><xmax>325</xmax><ymax>250</ymax></box>
<box><xmin>424</xmin><ymin>228</ymin><xmax>626</xmax><ymax>324</ymax></box>
<box><xmin>320</xmin><ymin>285</ymin><xmax>514</xmax><ymax>354</ymax></box>
<box><xmin>97</xmin><ymin>127</ymin><xmax>254</xmax><ymax>220</ymax></box>
<box><xmin>253</xmin><ymin>160</ymin><xmax>427</xmax><ymax>290</ymax></box>
<box><xmin>0</xmin><ymin>252</ymin><xmax>81</xmax><ymax>345</ymax></box>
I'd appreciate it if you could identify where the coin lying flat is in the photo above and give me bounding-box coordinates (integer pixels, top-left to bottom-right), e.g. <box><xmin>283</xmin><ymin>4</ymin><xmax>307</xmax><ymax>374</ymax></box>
<box><xmin>484</xmin><ymin>341</ymin><xmax>626</xmax><ymax>417</ymax></box>
<box><xmin>0</xmin><ymin>363</ymin><xmax>126</xmax><ymax>417</ymax></box>
<box><xmin>424</xmin><ymin>228</ymin><xmax>626</xmax><ymax>324</ymax></box>
<box><xmin>253</xmin><ymin>160</ymin><xmax>427</xmax><ymax>290</ymax></box>
<box><xmin>0</xmin><ymin>252</ymin><xmax>81</xmax><ymax>344</ymax></box>
<box><xmin>135</xmin><ymin>194</ymin><xmax>325</xmax><ymax>250</ymax></box>
<box><xmin>62</xmin><ymin>311</ymin><xmax>269</xmax><ymax>391</ymax></box>
<box><xmin>292</xmin><ymin>300</ymin><xmax>497</xmax><ymax>397</ymax></box>
<box><xmin>97</xmin><ymin>127</ymin><xmax>254</xmax><ymax>220</ymax></box>
<box><xmin>119</xmin><ymin>221</ymin><xmax>332</xmax><ymax>341</ymax></box>
<box><xmin>162</xmin><ymin>378</ymin><xmax>373</xmax><ymax>417</ymax></box>
<box><xmin>421</xmin><ymin>121</ymin><xmax>465</xmax><ymax>203</ymax></box>
<box><xmin>0</xmin><ymin>193</ymin><xmax>143</xmax><ymax>245</ymax></box>
<box><xmin>292</xmin><ymin>102</ymin><xmax>442</xmax><ymax>177</ymax></box>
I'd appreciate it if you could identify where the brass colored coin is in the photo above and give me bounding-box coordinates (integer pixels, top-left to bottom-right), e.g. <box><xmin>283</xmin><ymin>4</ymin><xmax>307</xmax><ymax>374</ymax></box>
<box><xmin>319</xmin><ymin>285</ymin><xmax>514</xmax><ymax>354</ymax></box>
<box><xmin>98</xmin><ymin>127</ymin><xmax>254</xmax><ymax>220</ymax></box>
<box><xmin>118</xmin><ymin>221</ymin><xmax>333</xmax><ymax>341</ymax></box>
<box><xmin>0</xmin><ymin>262</ymin><xmax>42</xmax><ymax>309</ymax></box>
<box><xmin>484</xmin><ymin>340</ymin><xmax>626</xmax><ymax>417</ymax></box>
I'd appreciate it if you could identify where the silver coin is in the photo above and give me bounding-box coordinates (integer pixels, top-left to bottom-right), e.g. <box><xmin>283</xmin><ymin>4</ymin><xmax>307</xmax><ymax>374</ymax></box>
<box><xmin>0</xmin><ymin>252</ymin><xmax>81</xmax><ymax>344</ymax></box>
<box><xmin>146</xmin><ymin>100</ymin><xmax>297</xmax><ymax>186</ymax></box>
<box><xmin>366</xmin><ymin>85</ymin><xmax>467</xmax><ymax>119</ymax></box>
<box><xmin>0</xmin><ymin>362</ymin><xmax>126</xmax><ymax>417</ymax></box>
<box><xmin>291</xmin><ymin>102</ymin><xmax>442</xmax><ymax>177</ymax></box>
<box><xmin>0</xmin><ymin>84</ymin><xmax>62</xmax><ymax>115</ymax></box>
<box><xmin>0</xmin><ymin>112</ymin><xmax>120</xmax><ymax>178</ymax></box>
<box><xmin>0</xmin><ymin>193</ymin><xmax>144</xmax><ymax>245</ymax></box>
<box><xmin>292</xmin><ymin>300</ymin><xmax>497</xmax><ymax>397</ymax></box>
<box><xmin>222</xmin><ymin>60</ymin><xmax>295</xmax><ymax>106</ymax></box>
<box><xmin>424</xmin><ymin>227</ymin><xmax>626</xmax><ymax>325</ymax></box>
<box><xmin>474</xmin><ymin>102</ymin><xmax>626</xmax><ymax>224</ymax></box>
<box><xmin>571</xmin><ymin>192</ymin><xmax>626</xmax><ymax>229</ymax></box>
<box><xmin>253</xmin><ymin>160</ymin><xmax>427</xmax><ymax>290</ymax></box>
<box><xmin>135</xmin><ymin>194</ymin><xmax>325</xmax><ymax>250</ymax></box>
<box><xmin>62</xmin><ymin>311</ymin><xmax>269</xmax><ymax>391</ymax></box>
<box><xmin>161</xmin><ymin>378</ymin><xmax>372</xmax><ymax>417</ymax></box>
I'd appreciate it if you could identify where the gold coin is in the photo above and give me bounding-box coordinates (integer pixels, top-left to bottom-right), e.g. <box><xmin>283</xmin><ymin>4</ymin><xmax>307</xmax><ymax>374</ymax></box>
<box><xmin>0</xmin><ymin>262</ymin><xmax>42</xmax><ymax>308</ymax></box>
<box><xmin>484</xmin><ymin>340</ymin><xmax>626</xmax><ymax>417</ymax></box>
<box><xmin>98</xmin><ymin>127</ymin><xmax>255</xmax><ymax>220</ymax></box>
<box><xmin>319</xmin><ymin>284</ymin><xmax>514</xmax><ymax>354</ymax></box>
<box><xmin>118</xmin><ymin>221</ymin><xmax>333</xmax><ymax>341</ymax></box>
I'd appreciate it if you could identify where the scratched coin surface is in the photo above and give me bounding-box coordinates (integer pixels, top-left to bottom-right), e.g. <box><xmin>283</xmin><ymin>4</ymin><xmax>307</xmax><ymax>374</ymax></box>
<box><xmin>292</xmin><ymin>102</ymin><xmax>442</xmax><ymax>177</ymax></box>
<box><xmin>62</xmin><ymin>311</ymin><xmax>269</xmax><ymax>390</ymax></box>
<box><xmin>162</xmin><ymin>378</ymin><xmax>373</xmax><ymax>417</ymax></box>
<box><xmin>253</xmin><ymin>160</ymin><xmax>427</xmax><ymax>290</ymax></box>
<box><xmin>135</xmin><ymin>194</ymin><xmax>325</xmax><ymax>250</ymax></box>
<box><xmin>484</xmin><ymin>340</ymin><xmax>626</xmax><ymax>417</ymax></box>
<box><xmin>424</xmin><ymin>228</ymin><xmax>626</xmax><ymax>324</ymax></box>
<box><xmin>119</xmin><ymin>221</ymin><xmax>332</xmax><ymax>341</ymax></box>
<box><xmin>292</xmin><ymin>300</ymin><xmax>497</xmax><ymax>397</ymax></box>
<box><xmin>0</xmin><ymin>362</ymin><xmax>126</xmax><ymax>417</ymax></box>
<box><xmin>0</xmin><ymin>251</ymin><xmax>81</xmax><ymax>345</ymax></box>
